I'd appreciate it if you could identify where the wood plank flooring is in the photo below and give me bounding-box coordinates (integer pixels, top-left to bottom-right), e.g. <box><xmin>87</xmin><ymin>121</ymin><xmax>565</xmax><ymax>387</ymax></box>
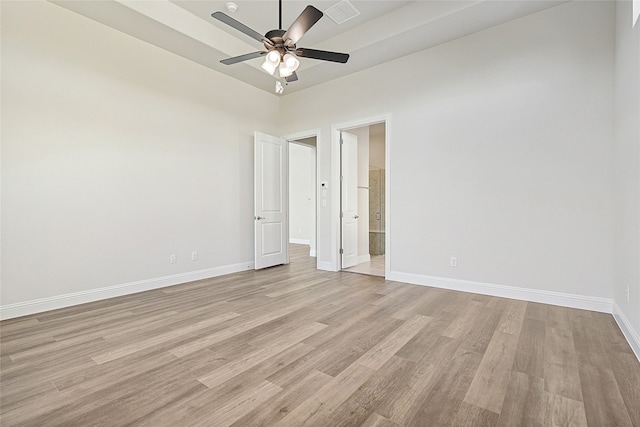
<box><xmin>1</xmin><ymin>244</ymin><xmax>638</xmax><ymax>426</ymax></box>
<box><xmin>343</xmin><ymin>255</ymin><xmax>385</xmax><ymax>277</ymax></box>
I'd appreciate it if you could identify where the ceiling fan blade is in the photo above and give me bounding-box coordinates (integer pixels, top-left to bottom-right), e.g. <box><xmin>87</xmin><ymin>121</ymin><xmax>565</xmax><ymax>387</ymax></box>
<box><xmin>295</xmin><ymin>48</ymin><xmax>350</xmax><ymax>64</ymax></box>
<box><xmin>285</xmin><ymin>72</ymin><xmax>298</xmax><ymax>83</ymax></box>
<box><xmin>220</xmin><ymin>51</ymin><xmax>266</xmax><ymax>65</ymax></box>
<box><xmin>212</xmin><ymin>12</ymin><xmax>273</xmax><ymax>46</ymax></box>
<box><xmin>282</xmin><ymin>5</ymin><xmax>323</xmax><ymax>46</ymax></box>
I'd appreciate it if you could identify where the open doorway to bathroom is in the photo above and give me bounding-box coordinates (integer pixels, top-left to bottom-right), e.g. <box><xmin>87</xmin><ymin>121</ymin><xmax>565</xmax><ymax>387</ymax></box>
<box><xmin>341</xmin><ymin>122</ymin><xmax>386</xmax><ymax>277</ymax></box>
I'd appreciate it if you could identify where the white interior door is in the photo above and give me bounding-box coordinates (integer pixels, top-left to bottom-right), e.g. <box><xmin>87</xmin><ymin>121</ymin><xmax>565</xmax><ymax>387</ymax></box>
<box><xmin>254</xmin><ymin>131</ymin><xmax>288</xmax><ymax>269</ymax></box>
<box><xmin>341</xmin><ymin>131</ymin><xmax>358</xmax><ymax>268</ymax></box>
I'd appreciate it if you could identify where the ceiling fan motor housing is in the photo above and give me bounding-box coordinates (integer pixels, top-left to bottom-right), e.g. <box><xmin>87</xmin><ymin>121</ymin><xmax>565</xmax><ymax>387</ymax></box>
<box><xmin>265</xmin><ymin>29</ymin><xmax>286</xmax><ymax>41</ymax></box>
<box><xmin>264</xmin><ymin>29</ymin><xmax>294</xmax><ymax>55</ymax></box>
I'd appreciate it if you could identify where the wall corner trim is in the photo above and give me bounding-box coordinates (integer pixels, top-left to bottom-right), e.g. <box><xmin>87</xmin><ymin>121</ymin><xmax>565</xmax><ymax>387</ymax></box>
<box><xmin>0</xmin><ymin>261</ymin><xmax>255</xmax><ymax>321</ymax></box>
<box><xmin>613</xmin><ymin>302</ymin><xmax>640</xmax><ymax>363</ymax></box>
<box><xmin>289</xmin><ymin>238</ymin><xmax>311</xmax><ymax>245</ymax></box>
<box><xmin>317</xmin><ymin>261</ymin><xmax>338</xmax><ymax>272</ymax></box>
<box><xmin>386</xmin><ymin>271</ymin><xmax>613</xmax><ymax>313</ymax></box>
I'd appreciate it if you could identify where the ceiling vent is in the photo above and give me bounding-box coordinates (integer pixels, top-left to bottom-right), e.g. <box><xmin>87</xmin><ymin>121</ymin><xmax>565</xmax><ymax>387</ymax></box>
<box><xmin>324</xmin><ymin>0</ymin><xmax>360</xmax><ymax>25</ymax></box>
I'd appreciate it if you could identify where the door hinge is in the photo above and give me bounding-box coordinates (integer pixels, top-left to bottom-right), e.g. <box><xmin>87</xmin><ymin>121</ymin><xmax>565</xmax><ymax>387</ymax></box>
<box><xmin>339</xmin><ymin>138</ymin><xmax>344</xmax><ymax>145</ymax></box>
<box><xmin>340</xmin><ymin>248</ymin><xmax>344</xmax><ymax>254</ymax></box>
<box><xmin>340</xmin><ymin>212</ymin><xmax>343</xmax><ymax>218</ymax></box>
<box><xmin>340</xmin><ymin>175</ymin><xmax>343</xmax><ymax>182</ymax></box>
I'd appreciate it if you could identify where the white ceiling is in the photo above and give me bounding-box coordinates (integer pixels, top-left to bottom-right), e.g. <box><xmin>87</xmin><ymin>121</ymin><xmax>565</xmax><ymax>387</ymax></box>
<box><xmin>52</xmin><ymin>0</ymin><xmax>567</xmax><ymax>95</ymax></box>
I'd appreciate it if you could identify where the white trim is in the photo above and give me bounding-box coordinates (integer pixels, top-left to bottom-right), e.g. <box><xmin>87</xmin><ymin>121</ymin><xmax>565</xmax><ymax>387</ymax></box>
<box><xmin>386</xmin><ymin>271</ymin><xmax>613</xmax><ymax>313</ymax></box>
<box><xmin>384</xmin><ymin>116</ymin><xmax>391</xmax><ymax>280</ymax></box>
<box><xmin>284</xmin><ymin>129</ymin><xmax>321</xmax><ymax>143</ymax></box>
<box><xmin>317</xmin><ymin>260</ymin><xmax>338</xmax><ymax>272</ymax></box>
<box><xmin>613</xmin><ymin>302</ymin><xmax>640</xmax><ymax>362</ymax></box>
<box><xmin>358</xmin><ymin>254</ymin><xmax>371</xmax><ymax>264</ymax></box>
<box><xmin>331</xmin><ymin>126</ymin><xmax>341</xmax><ymax>271</ymax></box>
<box><xmin>290</xmin><ymin>238</ymin><xmax>310</xmax><ymax>245</ymax></box>
<box><xmin>309</xmin><ymin>249</ymin><xmax>317</xmax><ymax>257</ymax></box>
<box><xmin>0</xmin><ymin>262</ymin><xmax>254</xmax><ymax>321</ymax></box>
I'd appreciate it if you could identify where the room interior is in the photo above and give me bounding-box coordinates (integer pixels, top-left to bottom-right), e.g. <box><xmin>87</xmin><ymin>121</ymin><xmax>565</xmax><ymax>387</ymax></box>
<box><xmin>1</xmin><ymin>0</ymin><xmax>639</xmax><ymax>425</ymax></box>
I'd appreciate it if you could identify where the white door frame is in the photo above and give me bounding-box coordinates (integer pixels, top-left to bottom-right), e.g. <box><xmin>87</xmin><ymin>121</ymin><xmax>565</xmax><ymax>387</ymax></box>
<box><xmin>331</xmin><ymin>114</ymin><xmax>391</xmax><ymax>275</ymax></box>
<box><xmin>284</xmin><ymin>129</ymin><xmax>320</xmax><ymax>264</ymax></box>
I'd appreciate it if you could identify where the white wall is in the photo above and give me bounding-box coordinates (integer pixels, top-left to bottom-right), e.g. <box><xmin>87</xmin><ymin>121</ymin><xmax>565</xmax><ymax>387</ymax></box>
<box><xmin>613</xmin><ymin>0</ymin><xmax>640</xmax><ymax>355</ymax></box>
<box><xmin>282</xmin><ymin>1</ymin><xmax>616</xmax><ymax>307</ymax></box>
<box><xmin>1</xmin><ymin>1</ymin><xmax>279</xmax><ymax>315</ymax></box>
<box><xmin>289</xmin><ymin>142</ymin><xmax>314</xmax><ymax>246</ymax></box>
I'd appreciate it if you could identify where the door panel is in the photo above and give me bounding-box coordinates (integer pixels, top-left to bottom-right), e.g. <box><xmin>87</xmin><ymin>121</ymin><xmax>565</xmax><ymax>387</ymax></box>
<box><xmin>261</xmin><ymin>222</ymin><xmax>283</xmax><ymax>255</ymax></box>
<box><xmin>255</xmin><ymin>132</ymin><xmax>288</xmax><ymax>269</ymax></box>
<box><xmin>261</xmin><ymin>141</ymin><xmax>282</xmax><ymax>212</ymax></box>
<box><xmin>341</xmin><ymin>131</ymin><xmax>358</xmax><ymax>268</ymax></box>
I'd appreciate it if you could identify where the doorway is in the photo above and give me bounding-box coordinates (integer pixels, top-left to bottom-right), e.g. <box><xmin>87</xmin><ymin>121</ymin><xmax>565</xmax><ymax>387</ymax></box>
<box><xmin>336</xmin><ymin>120</ymin><xmax>387</xmax><ymax>277</ymax></box>
<box><xmin>288</xmin><ymin>134</ymin><xmax>318</xmax><ymax>263</ymax></box>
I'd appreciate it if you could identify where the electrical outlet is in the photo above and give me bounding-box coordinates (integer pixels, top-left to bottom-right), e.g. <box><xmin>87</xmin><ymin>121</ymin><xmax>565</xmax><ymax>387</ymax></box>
<box><xmin>170</xmin><ymin>254</ymin><xmax>177</xmax><ymax>264</ymax></box>
<box><xmin>450</xmin><ymin>256</ymin><xmax>457</xmax><ymax>267</ymax></box>
<box><xmin>627</xmin><ymin>285</ymin><xmax>630</xmax><ymax>302</ymax></box>
<box><xmin>191</xmin><ymin>251</ymin><xmax>198</xmax><ymax>261</ymax></box>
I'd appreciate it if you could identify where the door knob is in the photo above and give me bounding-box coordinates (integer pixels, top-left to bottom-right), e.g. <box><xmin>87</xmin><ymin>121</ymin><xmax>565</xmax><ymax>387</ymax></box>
<box><xmin>354</xmin><ymin>215</ymin><xmax>359</xmax><ymax>219</ymax></box>
<box><xmin>255</xmin><ymin>216</ymin><xmax>264</xmax><ymax>220</ymax></box>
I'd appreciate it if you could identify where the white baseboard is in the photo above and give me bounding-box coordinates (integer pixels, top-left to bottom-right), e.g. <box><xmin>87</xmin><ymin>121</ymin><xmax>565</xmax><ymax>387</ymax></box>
<box><xmin>317</xmin><ymin>260</ymin><xmax>338</xmax><ymax>272</ymax></box>
<box><xmin>358</xmin><ymin>254</ymin><xmax>371</xmax><ymax>264</ymax></box>
<box><xmin>309</xmin><ymin>250</ymin><xmax>317</xmax><ymax>257</ymax></box>
<box><xmin>386</xmin><ymin>271</ymin><xmax>613</xmax><ymax>313</ymax></box>
<box><xmin>289</xmin><ymin>238</ymin><xmax>310</xmax><ymax>245</ymax></box>
<box><xmin>5</xmin><ymin>261</ymin><xmax>632</xmax><ymax>362</ymax></box>
<box><xmin>613</xmin><ymin>302</ymin><xmax>640</xmax><ymax>362</ymax></box>
<box><xmin>0</xmin><ymin>261</ymin><xmax>255</xmax><ymax>321</ymax></box>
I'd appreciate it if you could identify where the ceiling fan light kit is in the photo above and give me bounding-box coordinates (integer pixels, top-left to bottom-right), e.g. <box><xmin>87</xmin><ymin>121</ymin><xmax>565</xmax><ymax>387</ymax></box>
<box><xmin>261</xmin><ymin>50</ymin><xmax>280</xmax><ymax>75</ymax></box>
<box><xmin>278</xmin><ymin>62</ymin><xmax>294</xmax><ymax>78</ymax></box>
<box><xmin>283</xmin><ymin>53</ymin><xmax>299</xmax><ymax>70</ymax></box>
<box><xmin>212</xmin><ymin>0</ymin><xmax>350</xmax><ymax>87</ymax></box>
<box><xmin>278</xmin><ymin>53</ymin><xmax>300</xmax><ymax>77</ymax></box>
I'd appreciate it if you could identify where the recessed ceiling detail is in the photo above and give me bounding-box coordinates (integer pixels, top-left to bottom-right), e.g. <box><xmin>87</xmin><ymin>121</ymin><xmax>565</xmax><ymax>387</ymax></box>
<box><xmin>51</xmin><ymin>0</ymin><xmax>568</xmax><ymax>95</ymax></box>
<box><xmin>325</xmin><ymin>0</ymin><xmax>361</xmax><ymax>25</ymax></box>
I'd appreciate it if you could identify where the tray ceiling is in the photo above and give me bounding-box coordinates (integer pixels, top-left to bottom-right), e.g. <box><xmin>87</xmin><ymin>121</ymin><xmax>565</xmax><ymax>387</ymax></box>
<box><xmin>52</xmin><ymin>0</ymin><xmax>567</xmax><ymax>95</ymax></box>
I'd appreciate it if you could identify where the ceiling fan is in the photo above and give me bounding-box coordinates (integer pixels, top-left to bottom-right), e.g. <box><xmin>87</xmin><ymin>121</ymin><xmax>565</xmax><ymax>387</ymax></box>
<box><xmin>212</xmin><ymin>0</ymin><xmax>350</xmax><ymax>83</ymax></box>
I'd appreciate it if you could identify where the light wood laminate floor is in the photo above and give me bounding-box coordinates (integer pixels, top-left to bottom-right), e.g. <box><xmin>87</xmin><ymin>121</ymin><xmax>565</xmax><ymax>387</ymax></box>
<box><xmin>343</xmin><ymin>255</ymin><xmax>385</xmax><ymax>277</ymax></box>
<box><xmin>1</xmin><ymin>245</ymin><xmax>639</xmax><ymax>426</ymax></box>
